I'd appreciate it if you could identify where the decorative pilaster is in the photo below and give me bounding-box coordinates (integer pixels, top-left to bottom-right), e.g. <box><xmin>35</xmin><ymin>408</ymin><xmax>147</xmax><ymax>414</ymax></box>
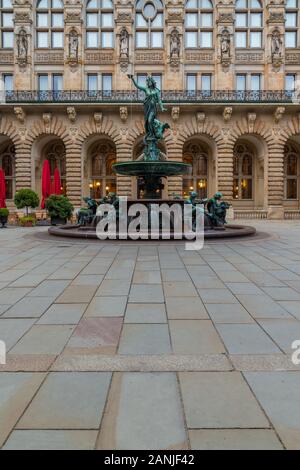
<box><xmin>265</xmin><ymin>1</ymin><xmax>285</xmax><ymax>90</ymax></box>
<box><xmin>64</xmin><ymin>0</ymin><xmax>83</xmax><ymax>90</ymax></box>
<box><xmin>165</xmin><ymin>0</ymin><xmax>184</xmax><ymax>90</ymax></box>
<box><xmin>215</xmin><ymin>2</ymin><xmax>235</xmax><ymax>90</ymax></box>
<box><xmin>13</xmin><ymin>0</ymin><xmax>33</xmax><ymax>90</ymax></box>
<box><xmin>115</xmin><ymin>2</ymin><xmax>134</xmax><ymax>90</ymax></box>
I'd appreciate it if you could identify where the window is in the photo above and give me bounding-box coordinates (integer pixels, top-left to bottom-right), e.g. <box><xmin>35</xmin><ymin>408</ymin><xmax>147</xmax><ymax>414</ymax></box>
<box><xmin>38</xmin><ymin>74</ymin><xmax>49</xmax><ymax>91</ymax></box>
<box><xmin>87</xmin><ymin>74</ymin><xmax>98</xmax><ymax>93</ymax></box>
<box><xmin>135</xmin><ymin>0</ymin><xmax>164</xmax><ymax>48</ymax></box>
<box><xmin>284</xmin><ymin>142</ymin><xmax>299</xmax><ymax>200</ymax></box>
<box><xmin>183</xmin><ymin>142</ymin><xmax>209</xmax><ymax>199</ymax></box>
<box><xmin>186</xmin><ymin>74</ymin><xmax>197</xmax><ymax>95</ymax></box>
<box><xmin>185</xmin><ymin>0</ymin><xmax>213</xmax><ymax>48</ymax></box>
<box><xmin>89</xmin><ymin>141</ymin><xmax>116</xmax><ymax>199</ymax></box>
<box><xmin>233</xmin><ymin>142</ymin><xmax>253</xmax><ymax>200</ymax></box>
<box><xmin>285</xmin><ymin>0</ymin><xmax>299</xmax><ymax>48</ymax></box>
<box><xmin>285</xmin><ymin>74</ymin><xmax>296</xmax><ymax>92</ymax></box>
<box><xmin>36</xmin><ymin>0</ymin><xmax>64</xmax><ymax>48</ymax></box>
<box><xmin>0</xmin><ymin>141</ymin><xmax>15</xmax><ymax>199</ymax></box>
<box><xmin>0</xmin><ymin>0</ymin><xmax>13</xmax><ymax>48</ymax></box>
<box><xmin>52</xmin><ymin>74</ymin><xmax>63</xmax><ymax>92</ymax></box>
<box><xmin>250</xmin><ymin>74</ymin><xmax>261</xmax><ymax>91</ymax></box>
<box><xmin>236</xmin><ymin>74</ymin><xmax>246</xmax><ymax>91</ymax></box>
<box><xmin>201</xmin><ymin>74</ymin><xmax>211</xmax><ymax>93</ymax></box>
<box><xmin>102</xmin><ymin>74</ymin><xmax>112</xmax><ymax>95</ymax></box>
<box><xmin>86</xmin><ymin>0</ymin><xmax>114</xmax><ymax>48</ymax></box>
<box><xmin>236</xmin><ymin>73</ymin><xmax>261</xmax><ymax>93</ymax></box>
<box><xmin>137</xmin><ymin>73</ymin><xmax>162</xmax><ymax>89</ymax></box>
<box><xmin>235</xmin><ymin>0</ymin><xmax>263</xmax><ymax>49</ymax></box>
<box><xmin>3</xmin><ymin>73</ymin><xmax>13</xmax><ymax>92</ymax></box>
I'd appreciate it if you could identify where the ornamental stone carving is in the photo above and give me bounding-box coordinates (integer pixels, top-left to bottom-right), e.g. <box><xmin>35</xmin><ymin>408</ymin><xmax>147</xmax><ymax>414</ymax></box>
<box><xmin>94</xmin><ymin>112</ymin><xmax>103</xmax><ymax>130</ymax></box>
<box><xmin>274</xmin><ymin>106</ymin><xmax>285</xmax><ymax>123</ymax></box>
<box><xmin>171</xmin><ymin>106</ymin><xmax>180</xmax><ymax>122</ymax></box>
<box><xmin>14</xmin><ymin>107</ymin><xmax>26</xmax><ymax>124</ymax></box>
<box><xmin>119</xmin><ymin>106</ymin><xmax>128</xmax><ymax>122</ymax></box>
<box><xmin>247</xmin><ymin>113</ymin><xmax>256</xmax><ymax>133</ymax></box>
<box><xmin>223</xmin><ymin>107</ymin><xmax>232</xmax><ymax>123</ymax></box>
<box><xmin>42</xmin><ymin>113</ymin><xmax>52</xmax><ymax>131</ymax></box>
<box><xmin>196</xmin><ymin>112</ymin><xmax>206</xmax><ymax>125</ymax></box>
<box><xmin>67</xmin><ymin>106</ymin><xmax>77</xmax><ymax>123</ymax></box>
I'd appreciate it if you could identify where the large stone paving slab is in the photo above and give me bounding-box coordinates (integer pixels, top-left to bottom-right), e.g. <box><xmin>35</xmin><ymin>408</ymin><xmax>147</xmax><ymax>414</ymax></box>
<box><xmin>97</xmin><ymin>372</ymin><xmax>188</xmax><ymax>449</ymax></box>
<box><xmin>0</xmin><ymin>319</ymin><xmax>36</xmax><ymax>350</ymax></box>
<box><xmin>205</xmin><ymin>303</ymin><xmax>254</xmax><ymax>323</ymax></box>
<box><xmin>3</xmin><ymin>297</ymin><xmax>54</xmax><ymax>319</ymax></box>
<box><xmin>85</xmin><ymin>296</ymin><xmax>127</xmax><ymax>317</ymax></box>
<box><xmin>17</xmin><ymin>372</ymin><xmax>111</xmax><ymax>429</ymax></box>
<box><xmin>244</xmin><ymin>372</ymin><xmax>300</xmax><ymax>449</ymax></box>
<box><xmin>189</xmin><ymin>429</ymin><xmax>283</xmax><ymax>450</ymax></box>
<box><xmin>118</xmin><ymin>324</ymin><xmax>171</xmax><ymax>354</ymax></box>
<box><xmin>179</xmin><ymin>372</ymin><xmax>270</xmax><ymax>428</ymax></box>
<box><xmin>165</xmin><ymin>297</ymin><xmax>208</xmax><ymax>319</ymax></box>
<box><xmin>215</xmin><ymin>324</ymin><xmax>281</xmax><ymax>354</ymax></box>
<box><xmin>124</xmin><ymin>303</ymin><xmax>167</xmax><ymax>323</ymax></box>
<box><xmin>169</xmin><ymin>320</ymin><xmax>225</xmax><ymax>354</ymax></box>
<box><xmin>0</xmin><ymin>372</ymin><xmax>46</xmax><ymax>446</ymax></box>
<box><xmin>3</xmin><ymin>430</ymin><xmax>98</xmax><ymax>450</ymax></box>
<box><xmin>10</xmin><ymin>325</ymin><xmax>75</xmax><ymax>355</ymax></box>
<box><xmin>37</xmin><ymin>303</ymin><xmax>87</xmax><ymax>324</ymax></box>
<box><xmin>257</xmin><ymin>319</ymin><xmax>300</xmax><ymax>353</ymax></box>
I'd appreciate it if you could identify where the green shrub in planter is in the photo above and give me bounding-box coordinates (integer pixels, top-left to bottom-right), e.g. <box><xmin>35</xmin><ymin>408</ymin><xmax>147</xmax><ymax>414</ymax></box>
<box><xmin>45</xmin><ymin>195</ymin><xmax>74</xmax><ymax>225</ymax></box>
<box><xmin>19</xmin><ymin>216</ymin><xmax>36</xmax><ymax>227</ymax></box>
<box><xmin>0</xmin><ymin>208</ymin><xmax>9</xmax><ymax>228</ymax></box>
<box><xmin>14</xmin><ymin>189</ymin><xmax>39</xmax><ymax>216</ymax></box>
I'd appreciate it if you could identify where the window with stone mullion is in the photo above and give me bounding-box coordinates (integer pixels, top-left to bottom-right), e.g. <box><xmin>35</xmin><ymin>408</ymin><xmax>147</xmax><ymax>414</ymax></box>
<box><xmin>86</xmin><ymin>0</ymin><xmax>114</xmax><ymax>49</ymax></box>
<box><xmin>235</xmin><ymin>0</ymin><xmax>263</xmax><ymax>49</ymax></box>
<box><xmin>285</xmin><ymin>0</ymin><xmax>299</xmax><ymax>48</ymax></box>
<box><xmin>0</xmin><ymin>0</ymin><xmax>13</xmax><ymax>49</ymax></box>
<box><xmin>135</xmin><ymin>0</ymin><xmax>164</xmax><ymax>49</ymax></box>
<box><xmin>185</xmin><ymin>0</ymin><xmax>213</xmax><ymax>49</ymax></box>
<box><xmin>36</xmin><ymin>0</ymin><xmax>64</xmax><ymax>49</ymax></box>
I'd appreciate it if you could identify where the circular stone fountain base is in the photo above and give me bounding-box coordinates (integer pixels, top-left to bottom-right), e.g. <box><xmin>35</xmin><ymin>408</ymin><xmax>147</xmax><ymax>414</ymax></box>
<box><xmin>48</xmin><ymin>223</ymin><xmax>256</xmax><ymax>240</ymax></box>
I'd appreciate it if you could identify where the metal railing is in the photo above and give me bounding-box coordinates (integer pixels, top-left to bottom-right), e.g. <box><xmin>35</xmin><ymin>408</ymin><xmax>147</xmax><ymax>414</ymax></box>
<box><xmin>3</xmin><ymin>90</ymin><xmax>296</xmax><ymax>104</ymax></box>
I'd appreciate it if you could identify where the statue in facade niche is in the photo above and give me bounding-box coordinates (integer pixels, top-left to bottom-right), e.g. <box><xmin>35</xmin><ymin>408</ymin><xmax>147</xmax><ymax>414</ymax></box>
<box><xmin>170</xmin><ymin>28</ymin><xmax>181</xmax><ymax>66</ymax></box>
<box><xmin>119</xmin><ymin>27</ymin><xmax>129</xmax><ymax>72</ymax></box>
<box><xmin>69</xmin><ymin>30</ymin><xmax>79</xmax><ymax>62</ymax></box>
<box><xmin>271</xmin><ymin>29</ymin><xmax>282</xmax><ymax>61</ymax></box>
<box><xmin>120</xmin><ymin>28</ymin><xmax>129</xmax><ymax>57</ymax></box>
<box><xmin>17</xmin><ymin>29</ymin><xmax>28</xmax><ymax>66</ymax></box>
<box><xmin>220</xmin><ymin>28</ymin><xmax>231</xmax><ymax>64</ymax></box>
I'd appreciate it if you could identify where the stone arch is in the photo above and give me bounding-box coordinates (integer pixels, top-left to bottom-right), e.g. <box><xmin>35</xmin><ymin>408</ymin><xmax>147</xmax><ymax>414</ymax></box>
<box><xmin>23</xmin><ymin>117</ymin><xmax>76</xmax><ymax>208</ymax></box>
<box><xmin>76</xmin><ymin>118</ymin><xmax>129</xmax><ymax>201</ymax></box>
<box><xmin>0</xmin><ymin>118</ymin><xmax>26</xmax><ymax>192</ymax></box>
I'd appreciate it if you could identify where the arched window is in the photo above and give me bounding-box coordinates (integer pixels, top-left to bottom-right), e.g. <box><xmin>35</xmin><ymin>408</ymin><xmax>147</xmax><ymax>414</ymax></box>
<box><xmin>86</xmin><ymin>0</ymin><xmax>114</xmax><ymax>48</ymax></box>
<box><xmin>0</xmin><ymin>142</ymin><xmax>15</xmax><ymax>199</ymax></box>
<box><xmin>135</xmin><ymin>0</ymin><xmax>164</xmax><ymax>48</ymax></box>
<box><xmin>89</xmin><ymin>142</ymin><xmax>116</xmax><ymax>199</ymax></box>
<box><xmin>183</xmin><ymin>142</ymin><xmax>208</xmax><ymax>199</ymax></box>
<box><xmin>36</xmin><ymin>0</ymin><xmax>64</xmax><ymax>48</ymax></box>
<box><xmin>45</xmin><ymin>140</ymin><xmax>66</xmax><ymax>195</ymax></box>
<box><xmin>0</xmin><ymin>0</ymin><xmax>13</xmax><ymax>49</ymax></box>
<box><xmin>185</xmin><ymin>0</ymin><xmax>213</xmax><ymax>49</ymax></box>
<box><xmin>235</xmin><ymin>0</ymin><xmax>263</xmax><ymax>49</ymax></box>
<box><xmin>233</xmin><ymin>143</ymin><xmax>253</xmax><ymax>199</ymax></box>
<box><xmin>284</xmin><ymin>142</ymin><xmax>299</xmax><ymax>200</ymax></box>
<box><xmin>285</xmin><ymin>0</ymin><xmax>299</xmax><ymax>48</ymax></box>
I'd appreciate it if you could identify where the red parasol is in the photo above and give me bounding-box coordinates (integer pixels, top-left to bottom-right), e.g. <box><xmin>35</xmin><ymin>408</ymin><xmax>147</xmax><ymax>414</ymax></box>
<box><xmin>41</xmin><ymin>160</ymin><xmax>51</xmax><ymax>209</ymax></box>
<box><xmin>53</xmin><ymin>168</ymin><xmax>62</xmax><ymax>195</ymax></box>
<box><xmin>0</xmin><ymin>169</ymin><xmax>6</xmax><ymax>208</ymax></box>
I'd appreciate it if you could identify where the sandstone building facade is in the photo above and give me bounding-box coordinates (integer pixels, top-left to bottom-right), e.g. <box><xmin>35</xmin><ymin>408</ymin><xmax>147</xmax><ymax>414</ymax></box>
<box><xmin>1</xmin><ymin>0</ymin><xmax>300</xmax><ymax>219</ymax></box>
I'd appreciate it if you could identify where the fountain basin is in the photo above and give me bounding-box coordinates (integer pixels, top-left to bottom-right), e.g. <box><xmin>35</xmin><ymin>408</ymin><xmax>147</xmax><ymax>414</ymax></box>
<box><xmin>113</xmin><ymin>161</ymin><xmax>191</xmax><ymax>177</ymax></box>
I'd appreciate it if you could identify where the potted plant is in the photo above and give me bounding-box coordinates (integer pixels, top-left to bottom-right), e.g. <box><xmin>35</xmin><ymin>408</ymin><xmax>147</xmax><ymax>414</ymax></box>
<box><xmin>14</xmin><ymin>189</ymin><xmax>39</xmax><ymax>225</ymax></box>
<box><xmin>45</xmin><ymin>195</ymin><xmax>74</xmax><ymax>225</ymax></box>
<box><xmin>0</xmin><ymin>208</ymin><xmax>9</xmax><ymax>228</ymax></box>
<box><xmin>19</xmin><ymin>216</ymin><xmax>36</xmax><ymax>228</ymax></box>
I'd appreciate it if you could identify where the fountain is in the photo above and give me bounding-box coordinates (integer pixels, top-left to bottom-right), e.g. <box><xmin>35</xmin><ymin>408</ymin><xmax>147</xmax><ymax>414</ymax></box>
<box><xmin>49</xmin><ymin>74</ymin><xmax>256</xmax><ymax>240</ymax></box>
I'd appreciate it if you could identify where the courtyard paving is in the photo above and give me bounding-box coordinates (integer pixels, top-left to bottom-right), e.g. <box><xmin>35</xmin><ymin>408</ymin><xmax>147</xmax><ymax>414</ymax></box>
<box><xmin>1</xmin><ymin>221</ymin><xmax>300</xmax><ymax>449</ymax></box>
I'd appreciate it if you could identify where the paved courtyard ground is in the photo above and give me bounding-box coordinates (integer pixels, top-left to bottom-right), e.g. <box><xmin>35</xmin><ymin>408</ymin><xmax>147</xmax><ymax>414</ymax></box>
<box><xmin>1</xmin><ymin>221</ymin><xmax>300</xmax><ymax>450</ymax></box>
